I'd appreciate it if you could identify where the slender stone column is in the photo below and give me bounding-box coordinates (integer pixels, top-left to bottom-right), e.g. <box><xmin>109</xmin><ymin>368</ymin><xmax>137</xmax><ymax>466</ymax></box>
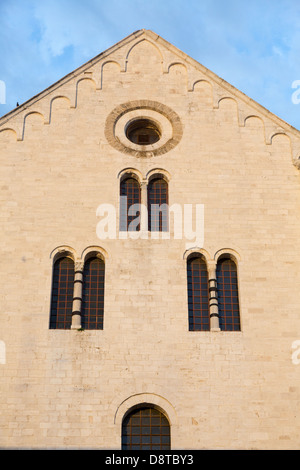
<box><xmin>207</xmin><ymin>262</ymin><xmax>220</xmax><ymax>331</ymax></box>
<box><xmin>140</xmin><ymin>180</ymin><xmax>148</xmax><ymax>235</ymax></box>
<box><xmin>71</xmin><ymin>261</ymin><xmax>84</xmax><ymax>329</ymax></box>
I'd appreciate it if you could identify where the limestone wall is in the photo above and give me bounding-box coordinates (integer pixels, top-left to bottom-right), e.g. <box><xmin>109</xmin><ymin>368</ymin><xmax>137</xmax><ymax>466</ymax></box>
<box><xmin>0</xmin><ymin>30</ymin><xmax>300</xmax><ymax>449</ymax></box>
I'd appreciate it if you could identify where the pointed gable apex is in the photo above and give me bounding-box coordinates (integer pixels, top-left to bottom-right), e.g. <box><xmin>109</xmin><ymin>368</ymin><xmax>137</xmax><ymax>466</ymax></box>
<box><xmin>1</xmin><ymin>29</ymin><xmax>299</xmax><ymax>166</ymax></box>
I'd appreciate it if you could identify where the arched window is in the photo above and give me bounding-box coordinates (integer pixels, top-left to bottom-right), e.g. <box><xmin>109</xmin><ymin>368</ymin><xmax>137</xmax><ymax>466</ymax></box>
<box><xmin>81</xmin><ymin>257</ymin><xmax>105</xmax><ymax>330</ymax></box>
<box><xmin>216</xmin><ymin>258</ymin><xmax>240</xmax><ymax>331</ymax></box>
<box><xmin>120</xmin><ymin>177</ymin><xmax>141</xmax><ymax>231</ymax></box>
<box><xmin>148</xmin><ymin>177</ymin><xmax>168</xmax><ymax>231</ymax></box>
<box><xmin>122</xmin><ymin>406</ymin><xmax>171</xmax><ymax>450</ymax></box>
<box><xmin>49</xmin><ymin>256</ymin><xmax>74</xmax><ymax>329</ymax></box>
<box><xmin>187</xmin><ymin>256</ymin><xmax>210</xmax><ymax>331</ymax></box>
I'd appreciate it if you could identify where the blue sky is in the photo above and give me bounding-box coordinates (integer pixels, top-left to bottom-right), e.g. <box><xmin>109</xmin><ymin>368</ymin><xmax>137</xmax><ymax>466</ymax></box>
<box><xmin>0</xmin><ymin>0</ymin><xmax>300</xmax><ymax>129</ymax></box>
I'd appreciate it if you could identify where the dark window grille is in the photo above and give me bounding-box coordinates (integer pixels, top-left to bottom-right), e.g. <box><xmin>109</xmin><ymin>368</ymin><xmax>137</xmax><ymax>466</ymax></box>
<box><xmin>126</xmin><ymin>119</ymin><xmax>161</xmax><ymax>145</ymax></box>
<box><xmin>138</xmin><ymin>134</ymin><xmax>150</xmax><ymax>144</ymax></box>
<box><xmin>82</xmin><ymin>257</ymin><xmax>105</xmax><ymax>330</ymax></box>
<box><xmin>217</xmin><ymin>258</ymin><xmax>240</xmax><ymax>331</ymax></box>
<box><xmin>120</xmin><ymin>177</ymin><xmax>141</xmax><ymax>231</ymax></box>
<box><xmin>122</xmin><ymin>406</ymin><xmax>171</xmax><ymax>450</ymax></box>
<box><xmin>49</xmin><ymin>257</ymin><xmax>74</xmax><ymax>329</ymax></box>
<box><xmin>148</xmin><ymin>178</ymin><xmax>168</xmax><ymax>231</ymax></box>
<box><xmin>187</xmin><ymin>257</ymin><xmax>210</xmax><ymax>331</ymax></box>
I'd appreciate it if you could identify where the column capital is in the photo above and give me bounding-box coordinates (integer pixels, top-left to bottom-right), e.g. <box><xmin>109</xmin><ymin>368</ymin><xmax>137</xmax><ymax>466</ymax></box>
<box><xmin>207</xmin><ymin>261</ymin><xmax>217</xmax><ymax>278</ymax></box>
<box><xmin>75</xmin><ymin>261</ymin><xmax>84</xmax><ymax>272</ymax></box>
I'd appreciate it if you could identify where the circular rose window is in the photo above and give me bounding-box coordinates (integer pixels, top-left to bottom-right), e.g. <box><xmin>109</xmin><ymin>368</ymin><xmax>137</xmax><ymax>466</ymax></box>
<box><xmin>126</xmin><ymin>119</ymin><xmax>161</xmax><ymax>145</ymax></box>
<box><xmin>105</xmin><ymin>100</ymin><xmax>183</xmax><ymax>157</ymax></box>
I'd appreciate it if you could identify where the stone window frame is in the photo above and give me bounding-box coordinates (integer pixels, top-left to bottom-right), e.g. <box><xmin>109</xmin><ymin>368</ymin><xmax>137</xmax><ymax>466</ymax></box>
<box><xmin>216</xmin><ymin>253</ymin><xmax>241</xmax><ymax>332</ymax></box>
<box><xmin>184</xmin><ymin>248</ymin><xmax>242</xmax><ymax>332</ymax></box>
<box><xmin>119</xmin><ymin>170</ymin><xmax>142</xmax><ymax>232</ymax></box>
<box><xmin>186</xmin><ymin>252</ymin><xmax>210</xmax><ymax>332</ymax></box>
<box><xmin>49</xmin><ymin>245</ymin><xmax>107</xmax><ymax>330</ymax></box>
<box><xmin>105</xmin><ymin>100</ymin><xmax>183</xmax><ymax>157</ymax></box>
<box><xmin>117</xmin><ymin>168</ymin><xmax>170</xmax><ymax>234</ymax></box>
<box><xmin>114</xmin><ymin>392</ymin><xmax>177</xmax><ymax>450</ymax></box>
<box><xmin>49</xmin><ymin>250</ymin><xmax>75</xmax><ymax>330</ymax></box>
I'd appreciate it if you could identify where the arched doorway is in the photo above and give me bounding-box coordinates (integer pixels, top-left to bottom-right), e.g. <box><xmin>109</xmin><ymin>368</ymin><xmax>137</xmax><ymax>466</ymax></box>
<box><xmin>121</xmin><ymin>404</ymin><xmax>171</xmax><ymax>450</ymax></box>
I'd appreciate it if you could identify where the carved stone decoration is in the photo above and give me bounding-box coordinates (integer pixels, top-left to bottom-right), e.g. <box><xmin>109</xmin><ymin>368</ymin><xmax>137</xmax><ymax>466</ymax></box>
<box><xmin>104</xmin><ymin>100</ymin><xmax>183</xmax><ymax>157</ymax></box>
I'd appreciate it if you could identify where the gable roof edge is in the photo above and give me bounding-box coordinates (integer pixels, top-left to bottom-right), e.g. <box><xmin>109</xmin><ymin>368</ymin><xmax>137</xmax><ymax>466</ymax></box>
<box><xmin>0</xmin><ymin>29</ymin><xmax>145</xmax><ymax>126</ymax></box>
<box><xmin>145</xmin><ymin>29</ymin><xmax>300</xmax><ymax>139</ymax></box>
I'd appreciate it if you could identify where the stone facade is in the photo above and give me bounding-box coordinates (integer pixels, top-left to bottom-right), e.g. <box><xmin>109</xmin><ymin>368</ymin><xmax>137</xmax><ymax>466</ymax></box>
<box><xmin>1</xmin><ymin>29</ymin><xmax>300</xmax><ymax>449</ymax></box>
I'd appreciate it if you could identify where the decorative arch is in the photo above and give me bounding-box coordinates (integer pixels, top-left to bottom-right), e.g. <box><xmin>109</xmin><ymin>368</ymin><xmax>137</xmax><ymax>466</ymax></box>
<box><xmin>191</xmin><ymin>79</ymin><xmax>213</xmax><ymax>105</ymax></box>
<box><xmin>75</xmin><ymin>77</ymin><xmax>97</xmax><ymax>106</ymax></box>
<box><xmin>114</xmin><ymin>393</ymin><xmax>177</xmax><ymax>428</ymax></box>
<box><xmin>167</xmin><ymin>62</ymin><xmax>187</xmax><ymax>74</ymax></box>
<box><xmin>183</xmin><ymin>247</ymin><xmax>211</xmax><ymax>263</ymax></box>
<box><xmin>214</xmin><ymin>248</ymin><xmax>241</xmax><ymax>264</ymax></box>
<box><xmin>244</xmin><ymin>115</ymin><xmax>265</xmax><ymax>127</ymax></box>
<box><xmin>49</xmin><ymin>96</ymin><xmax>71</xmax><ymax>124</ymax></box>
<box><xmin>270</xmin><ymin>132</ymin><xmax>291</xmax><ymax>145</ymax></box>
<box><xmin>100</xmin><ymin>60</ymin><xmax>122</xmax><ymax>89</ymax></box>
<box><xmin>81</xmin><ymin>245</ymin><xmax>108</xmax><ymax>264</ymax></box>
<box><xmin>125</xmin><ymin>39</ymin><xmax>164</xmax><ymax>72</ymax></box>
<box><xmin>50</xmin><ymin>245</ymin><xmax>77</xmax><ymax>264</ymax></box>
<box><xmin>217</xmin><ymin>97</ymin><xmax>239</xmax><ymax>122</ymax></box>
<box><xmin>191</xmin><ymin>79</ymin><xmax>213</xmax><ymax>93</ymax></box>
<box><xmin>118</xmin><ymin>167</ymin><xmax>143</xmax><ymax>184</ymax></box>
<box><xmin>146</xmin><ymin>168</ymin><xmax>171</xmax><ymax>184</ymax></box>
<box><xmin>0</xmin><ymin>128</ymin><xmax>17</xmax><ymax>141</ymax></box>
<box><xmin>22</xmin><ymin>111</ymin><xmax>44</xmax><ymax>139</ymax></box>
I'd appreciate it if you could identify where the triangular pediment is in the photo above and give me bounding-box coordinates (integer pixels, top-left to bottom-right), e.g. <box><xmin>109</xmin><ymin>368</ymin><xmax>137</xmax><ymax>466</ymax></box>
<box><xmin>1</xmin><ymin>29</ymin><xmax>299</xmax><ymax>166</ymax></box>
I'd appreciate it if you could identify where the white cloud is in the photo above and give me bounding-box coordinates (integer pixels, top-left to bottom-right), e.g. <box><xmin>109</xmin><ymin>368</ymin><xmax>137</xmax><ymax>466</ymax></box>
<box><xmin>0</xmin><ymin>0</ymin><xmax>300</xmax><ymax>128</ymax></box>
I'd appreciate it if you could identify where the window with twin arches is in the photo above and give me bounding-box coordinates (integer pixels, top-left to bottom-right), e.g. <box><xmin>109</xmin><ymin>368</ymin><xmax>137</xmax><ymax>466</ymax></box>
<box><xmin>49</xmin><ymin>254</ymin><xmax>105</xmax><ymax>330</ymax></box>
<box><xmin>119</xmin><ymin>173</ymin><xmax>168</xmax><ymax>232</ymax></box>
<box><xmin>49</xmin><ymin>250</ymin><xmax>240</xmax><ymax>332</ymax></box>
<box><xmin>187</xmin><ymin>254</ymin><xmax>241</xmax><ymax>331</ymax></box>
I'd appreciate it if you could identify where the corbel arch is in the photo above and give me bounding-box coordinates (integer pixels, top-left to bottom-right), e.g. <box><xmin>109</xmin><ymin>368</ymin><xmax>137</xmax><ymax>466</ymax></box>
<box><xmin>22</xmin><ymin>111</ymin><xmax>45</xmax><ymax>140</ymax></box>
<box><xmin>125</xmin><ymin>39</ymin><xmax>164</xmax><ymax>72</ymax></box>
<box><xmin>100</xmin><ymin>60</ymin><xmax>122</xmax><ymax>89</ymax></box>
<box><xmin>49</xmin><ymin>95</ymin><xmax>71</xmax><ymax>124</ymax></box>
<box><xmin>0</xmin><ymin>127</ymin><xmax>17</xmax><ymax>141</ymax></box>
<box><xmin>75</xmin><ymin>77</ymin><xmax>97</xmax><ymax>106</ymax></box>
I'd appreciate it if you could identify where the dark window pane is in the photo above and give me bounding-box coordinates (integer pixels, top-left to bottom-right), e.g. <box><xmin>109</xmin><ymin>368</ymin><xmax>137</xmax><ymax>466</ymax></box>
<box><xmin>122</xmin><ymin>406</ymin><xmax>170</xmax><ymax>450</ymax></box>
<box><xmin>187</xmin><ymin>257</ymin><xmax>210</xmax><ymax>331</ymax></box>
<box><xmin>49</xmin><ymin>257</ymin><xmax>74</xmax><ymax>329</ymax></box>
<box><xmin>217</xmin><ymin>258</ymin><xmax>240</xmax><ymax>331</ymax></box>
<box><xmin>148</xmin><ymin>178</ymin><xmax>168</xmax><ymax>232</ymax></box>
<box><xmin>82</xmin><ymin>257</ymin><xmax>105</xmax><ymax>330</ymax></box>
<box><xmin>120</xmin><ymin>177</ymin><xmax>141</xmax><ymax>231</ymax></box>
